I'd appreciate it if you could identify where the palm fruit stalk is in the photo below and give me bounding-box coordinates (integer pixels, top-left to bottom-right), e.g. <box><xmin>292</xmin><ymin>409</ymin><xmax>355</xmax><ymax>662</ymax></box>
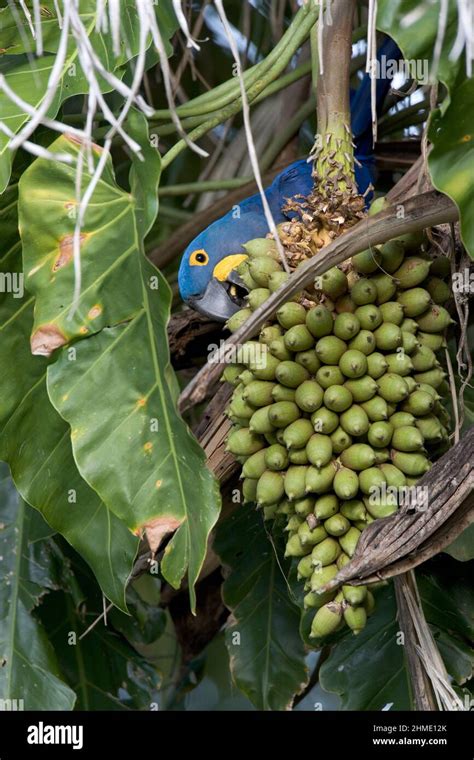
<box><xmin>223</xmin><ymin>4</ymin><xmax>454</xmax><ymax>642</ymax></box>
<box><xmin>224</xmin><ymin>232</ymin><xmax>454</xmax><ymax>640</ymax></box>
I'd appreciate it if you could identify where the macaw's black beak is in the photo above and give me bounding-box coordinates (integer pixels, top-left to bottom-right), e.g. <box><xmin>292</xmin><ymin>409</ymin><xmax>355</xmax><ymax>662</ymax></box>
<box><xmin>186</xmin><ymin>270</ymin><xmax>249</xmax><ymax>322</ymax></box>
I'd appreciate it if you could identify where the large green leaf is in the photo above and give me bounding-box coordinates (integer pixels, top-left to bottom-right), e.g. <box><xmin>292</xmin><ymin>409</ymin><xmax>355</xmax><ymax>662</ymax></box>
<box><xmin>19</xmin><ymin>117</ymin><xmax>221</xmax><ymax>610</ymax></box>
<box><xmin>0</xmin><ymin>465</ymin><xmax>76</xmax><ymax>710</ymax></box>
<box><xmin>320</xmin><ymin>563</ymin><xmax>474</xmax><ymax>710</ymax></box>
<box><xmin>0</xmin><ymin>0</ymin><xmax>177</xmax><ymax>56</ymax></box>
<box><xmin>429</xmin><ymin>78</ymin><xmax>474</xmax><ymax>260</ymax></box>
<box><xmin>377</xmin><ymin>0</ymin><xmax>464</xmax><ymax>92</ymax></box>
<box><xmin>38</xmin><ymin>589</ymin><xmax>162</xmax><ymax>710</ymax></box>
<box><xmin>444</xmin><ymin>525</ymin><xmax>474</xmax><ymax>562</ymax></box>
<box><xmin>0</xmin><ymin>166</ymin><xmax>138</xmax><ymax>612</ymax></box>
<box><xmin>0</xmin><ymin>1</ymin><xmax>177</xmax><ymax>193</ymax></box>
<box><xmin>215</xmin><ymin>508</ymin><xmax>309</xmax><ymax>711</ymax></box>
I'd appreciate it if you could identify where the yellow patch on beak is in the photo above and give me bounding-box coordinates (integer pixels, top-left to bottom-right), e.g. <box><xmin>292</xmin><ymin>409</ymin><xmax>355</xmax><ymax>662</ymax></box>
<box><xmin>212</xmin><ymin>254</ymin><xmax>248</xmax><ymax>282</ymax></box>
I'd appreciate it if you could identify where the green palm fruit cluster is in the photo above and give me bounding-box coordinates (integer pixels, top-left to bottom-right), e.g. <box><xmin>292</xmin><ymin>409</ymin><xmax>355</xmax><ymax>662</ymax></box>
<box><xmin>224</xmin><ymin>232</ymin><xmax>453</xmax><ymax>641</ymax></box>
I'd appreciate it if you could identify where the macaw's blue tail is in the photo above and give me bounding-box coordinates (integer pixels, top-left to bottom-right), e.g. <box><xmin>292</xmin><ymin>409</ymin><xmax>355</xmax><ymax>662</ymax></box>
<box><xmin>351</xmin><ymin>37</ymin><xmax>402</xmax><ymax>172</ymax></box>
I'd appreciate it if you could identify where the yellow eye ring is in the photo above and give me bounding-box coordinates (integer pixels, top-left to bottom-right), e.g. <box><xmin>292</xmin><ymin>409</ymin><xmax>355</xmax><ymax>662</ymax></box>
<box><xmin>190</xmin><ymin>249</ymin><xmax>209</xmax><ymax>266</ymax></box>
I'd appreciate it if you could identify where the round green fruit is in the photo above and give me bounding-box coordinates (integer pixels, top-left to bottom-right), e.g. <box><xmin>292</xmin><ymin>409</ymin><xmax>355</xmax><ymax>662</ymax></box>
<box><xmin>227</xmin><ymin>427</ymin><xmax>264</xmax><ymax>456</ymax></box>
<box><xmin>340</xmin><ymin>443</ymin><xmax>376</xmax><ymax>471</ymax></box>
<box><xmin>310</xmin><ymin>602</ymin><xmax>343</xmax><ymax>638</ymax></box>
<box><xmin>319</xmin><ymin>267</ymin><xmax>348</xmax><ymax>299</ymax></box>
<box><xmin>333</xmin><ymin>467</ymin><xmax>359</xmax><ymax>499</ymax></box>
<box><xmin>393</xmin><ymin>256</ymin><xmax>431</xmax><ymax>288</ymax></box>
<box><xmin>284</xmin><ymin>324</ymin><xmax>315</xmax><ymax>352</ymax></box>
<box><xmin>306</xmin><ymin>434</ymin><xmax>333</xmax><ymax>468</ymax></box>
<box><xmin>366</xmin><ymin>352</ymin><xmax>389</xmax><ymax>379</ymax></box>
<box><xmin>306</xmin><ymin>304</ymin><xmax>334</xmax><ymax>337</ymax></box>
<box><xmin>264</xmin><ymin>444</ymin><xmax>289</xmax><ymax>471</ymax></box>
<box><xmin>391</xmin><ymin>450</ymin><xmax>431</xmax><ymax>476</ymax></box>
<box><xmin>330</xmin><ymin>427</ymin><xmax>353</xmax><ymax>454</ymax></box>
<box><xmin>315</xmin><ymin>335</ymin><xmax>348</xmax><ymax>365</ymax></box>
<box><xmin>339</xmin><ymin>349</ymin><xmax>368</xmax><ymax>379</ymax></box>
<box><xmin>379</xmin><ymin>240</ymin><xmax>405</xmax><ymax>273</ymax></box>
<box><xmin>314</xmin><ymin>494</ymin><xmax>339</xmax><ymax>519</ymax></box>
<box><xmin>316</xmin><ymin>365</ymin><xmax>345</xmax><ymax>388</ymax></box>
<box><xmin>277</xmin><ymin>302</ymin><xmax>307</xmax><ymax>329</ymax></box>
<box><xmin>368</xmin><ymin>421</ymin><xmax>393</xmax><ymax>448</ymax></box>
<box><xmin>355</xmin><ymin>304</ymin><xmax>383</xmax><ymax>331</ymax></box>
<box><xmin>256</xmin><ymin>470</ymin><xmax>285</xmax><ymax>506</ymax></box>
<box><xmin>268</xmin><ymin>401</ymin><xmax>301</xmax><ymax>427</ymax></box>
<box><xmin>397</xmin><ymin>287</ymin><xmax>431</xmax><ymax>317</ymax></box>
<box><xmin>392</xmin><ymin>425</ymin><xmax>425</xmax><ymax>452</ymax></box>
<box><xmin>353</xmin><ymin>247</ymin><xmax>381</xmax><ymax>274</ymax></box>
<box><xmin>283</xmin><ymin>418</ymin><xmax>314</xmax><ymax>450</ymax></box>
<box><xmin>275</xmin><ymin>360</ymin><xmax>310</xmax><ymax>388</ymax></box>
<box><xmin>351</xmin><ymin>277</ymin><xmax>378</xmax><ymax>305</ymax></box>
<box><xmin>324</xmin><ymin>385</ymin><xmax>353</xmax><ymax>412</ymax></box>
<box><xmin>333</xmin><ymin>312</ymin><xmax>361</xmax><ymax>340</ymax></box>
<box><xmin>377</xmin><ymin>373</ymin><xmax>409</xmax><ymax>403</ymax></box>
<box><xmin>311</xmin><ymin>407</ymin><xmax>340</xmax><ymax>434</ymax></box>
<box><xmin>295</xmin><ymin>380</ymin><xmax>324</xmax><ymax>413</ymax></box>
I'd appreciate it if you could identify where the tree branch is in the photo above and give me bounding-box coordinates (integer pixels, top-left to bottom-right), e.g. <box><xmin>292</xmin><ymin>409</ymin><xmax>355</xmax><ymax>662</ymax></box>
<box><xmin>394</xmin><ymin>573</ymin><xmax>438</xmax><ymax>711</ymax></box>
<box><xmin>321</xmin><ymin>426</ymin><xmax>474</xmax><ymax>591</ymax></box>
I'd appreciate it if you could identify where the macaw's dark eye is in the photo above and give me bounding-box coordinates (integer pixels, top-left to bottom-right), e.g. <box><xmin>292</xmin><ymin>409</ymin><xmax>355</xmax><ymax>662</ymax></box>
<box><xmin>190</xmin><ymin>249</ymin><xmax>209</xmax><ymax>266</ymax></box>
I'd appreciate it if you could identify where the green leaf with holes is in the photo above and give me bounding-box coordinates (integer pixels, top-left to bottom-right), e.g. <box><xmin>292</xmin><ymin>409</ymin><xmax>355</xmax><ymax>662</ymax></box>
<box><xmin>214</xmin><ymin>508</ymin><xmax>309</xmax><ymax>710</ymax></box>
<box><xmin>0</xmin><ymin>0</ymin><xmax>177</xmax><ymax>194</ymax></box>
<box><xmin>19</xmin><ymin>114</ymin><xmax>220</xmax><ymax>611</ymax></box>
<box><xmin>0</xmin><ymin>465</ymin><xmax>76</xmax><ymax>710</ymax></box>
<box><xmin>0</xmin><ymin>162</ymin><xmax>138</xmax><ymax>612</ymax></box>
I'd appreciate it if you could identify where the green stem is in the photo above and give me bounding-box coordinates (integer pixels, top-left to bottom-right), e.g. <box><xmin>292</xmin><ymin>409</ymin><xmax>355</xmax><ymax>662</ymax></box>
<box><xmin>153</xmin><ymin>59</ymin><xmax>314</xmax><ymax>138</ymax></box>
<box><xmin>154</xmin><ymin>28</ymin><xmax>366</xmax><ymax>138</ymax></box>
<box><xmin>315</xmin><ymin>0</ymin><xmax>357</xmax><ymax>193</ymax></box>
<box><xmin>157</xmin><ymin>204</ymin><xmax>193</xmax><ymax>221</ymax></box>
<box><xmin>161</xmin><ymin>4</ymin><xmax>320</xmax><ymax>169</ymax></box>
<box><xmin>310</xmin><ymin>22</ymin><xmax>319</xmax><ymax>95</ymax></box>
<box><xmin>158</xmin><ymin>177</ymin><xmax>251</xmax><ymax>195</ymax></box>
<box><xmin>153</xmin><ymin>6</ymin><xmax>311</xmax><ymax>120</ymax></box>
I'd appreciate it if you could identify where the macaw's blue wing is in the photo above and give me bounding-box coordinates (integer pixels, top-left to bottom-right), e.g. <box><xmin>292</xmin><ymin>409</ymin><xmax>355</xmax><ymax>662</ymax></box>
<box><xmin>179</xmin><ymin>37</ymin><xmax>401</xmax><ymax>321</ymax></box>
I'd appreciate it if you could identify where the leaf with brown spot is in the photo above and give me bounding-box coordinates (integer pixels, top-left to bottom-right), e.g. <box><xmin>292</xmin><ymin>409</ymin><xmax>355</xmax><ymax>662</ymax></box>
<box><xmin>30</xmin><ymin>323</ymin><xmax>67</xmax><ymax>357</ymax></box>
<box><xmin>53</xmin><ymin>233</ymin><xmax>87</xmax><ymax>272</ymax></box>
<box><xmin>142</xmin><ymin>516</ymin><xmax>183</xmax><ymax>555</ymax></box>
<box><xmin>0</xmin><ymin>174</ymin><xmax>137</xmax><ymax>611</ymax></box>
<box><xmin>34</xmin><ymin>111</ymin><xmax>221</xmax><ymax>612</ymax></box>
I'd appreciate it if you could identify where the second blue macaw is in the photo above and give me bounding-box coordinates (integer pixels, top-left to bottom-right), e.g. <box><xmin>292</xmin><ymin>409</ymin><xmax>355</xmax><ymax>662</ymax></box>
<box><xmin>179</xmin><ymin>38</ymin><xmax>400</xmax><ymax>322</ymax></box>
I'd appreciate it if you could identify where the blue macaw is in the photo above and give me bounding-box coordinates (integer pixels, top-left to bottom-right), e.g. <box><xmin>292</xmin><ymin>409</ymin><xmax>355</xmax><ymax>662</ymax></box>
<box><xmin>178</xmin><ymin>38</ymin><xmax>400</xmax><ymax>322</ymax></box>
